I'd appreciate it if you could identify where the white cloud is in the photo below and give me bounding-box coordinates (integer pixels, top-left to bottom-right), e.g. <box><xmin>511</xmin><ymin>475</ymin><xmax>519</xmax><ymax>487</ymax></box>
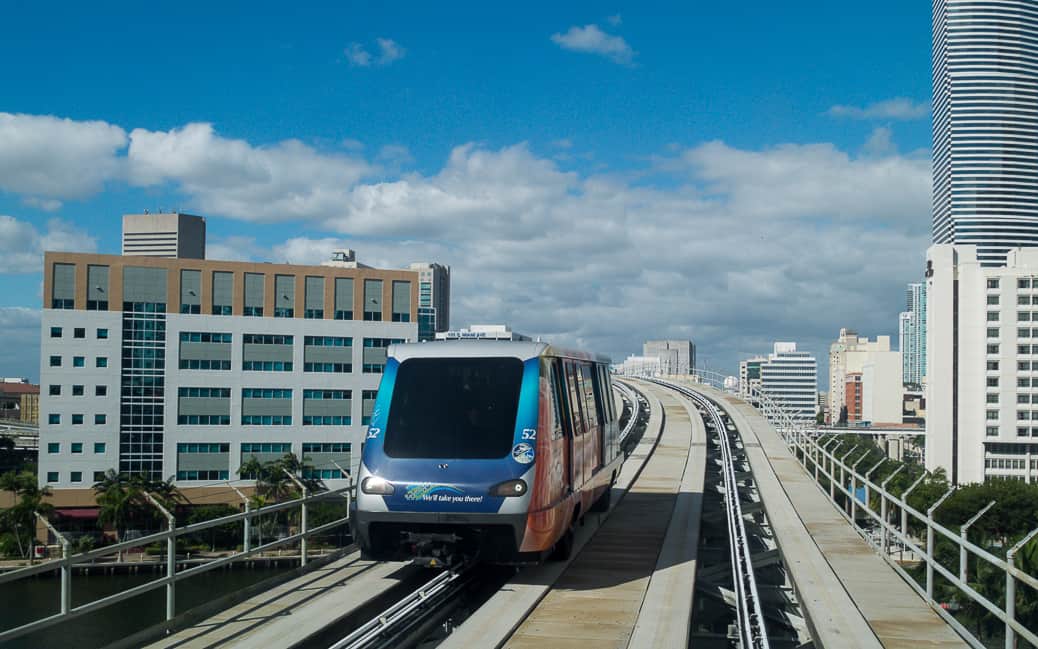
<box><xmin>0</xmin><ymin>112</ymin><xmax>127</xmax><ymax>206</ymax></box>
<box><xmin>344</xmin><ymin>38</ymin><xmax>406</xmax><ymax>67</ymax></box>
<box><xmin>551</xmin><ymin>24</ymin><xmax>635</xmax><ymax>66</ymax></box>
<box><xmin>0</xmin><ymin>215</ymin><xmax>98</xmax><ymax>273</ymax></box>
<box><xmin>827</xmin><ymin>97</ymin><xmax>929</xmax><ymax>120</ymax></box>
<box><xmin>344</xmin><ymin>43</ymin><xmax>372</xmax><ymax>67</ymax></box>
<box><xmin>0</xmin><ymin>307</ymin><xmax>42</xmax><ymax>382</ymax></box>
<box><xmin>863</xmin><ymin>126</ymin><xmax>896</xmax><ymax>157</ymax></box>
<box><xmin>127</xmin><ymin>122</ymin><xmax>372</xmax><ymax>222</ymax></box>
<box><xmin>607</xmin><ymin>14</ymin><xmax>622</xmax><ymax>26</ymax></box>
<box><xmin>376</xmin><ymin>38</ymin><xmax>406</xmax><ymax>64</ymax></box>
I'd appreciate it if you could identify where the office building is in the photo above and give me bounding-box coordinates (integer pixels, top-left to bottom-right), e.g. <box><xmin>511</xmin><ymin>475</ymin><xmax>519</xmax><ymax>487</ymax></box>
<box><xmin>932</xmin><ymin>1</ymin><xmax>1038</xmax><ymax>267</ymax></box>
<box><xmin>409</xmin><ymin>262</ymin><xmax>451</xmax><ymax>341</ymax></box>
<box><xmin>927</xmin><ymin>244</ymin><xmax>1038</xmax><ymax>484</ymax></box>
<box><xmin>739</xmin><ymin>356</ymin><xmax>767</xmax><ymax>400</ymax></box>
<box><xmin>862</xmin><ymin>353</ymin><xmax>904</xmax><ymax>424</ymax></box>
<box><xmin>435</xmin><ymin>324</ymin><xmax>531</xmax><ymax>341</ymax></box>
<box><xmin>817</xmin><ymin>391</ymin><xmax>829</xmax><ymax>423</ymax></box>
<box><xmin>845</xmin><ymin>373</ymin><xmax>863</xmax><ymax>424</ymax></box>
<box><xmin>643</xmin><ymin>340</ymin><xmax>695</xmax><ymax>375</ymax></box>
<box><xmin>0</xmin><ymin>381</ymin><xmax>39</xmax><ymax>424</ymax></box>
<box><xmin>122</xmin><ymin>213</ymin><xmax>206</xmax><ymax>259</ymax></box>
<box><xmin>900</xmin><ymin>282</ymin><xmax>927</xmax><ymax>386</ymax></box>
<box><xmin>39</xmin><ymin>251</ymin><xmax>422</xmax><ymax>501</ymax></box>
<box><xmin>759</xmin><ymin>342</ymin><xmax>818</xmax><ymax>421</ymax></box>
<box><xmin>829</xmin><ymin>330</ymin><xmax>898</xmax><ymax>424</ymax></box>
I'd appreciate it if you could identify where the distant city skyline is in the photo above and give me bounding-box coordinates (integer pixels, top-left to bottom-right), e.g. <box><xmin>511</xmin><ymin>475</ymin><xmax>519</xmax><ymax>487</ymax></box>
<box><xmin>0</xmin><ymin>1</ymin><xmax>932</xmax><ymax>384</ymax></box>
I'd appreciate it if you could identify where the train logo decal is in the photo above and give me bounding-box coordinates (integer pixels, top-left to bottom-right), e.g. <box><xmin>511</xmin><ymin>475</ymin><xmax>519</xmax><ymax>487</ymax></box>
<box><xmin>512</xmin><ymin>442</ymin><xmax>535</xmax><ymax>465</ymax></box>
<box><xmin>404</xmin><ymin>483</ymin><xmax>482</xmax><ymax>504</ymax></box>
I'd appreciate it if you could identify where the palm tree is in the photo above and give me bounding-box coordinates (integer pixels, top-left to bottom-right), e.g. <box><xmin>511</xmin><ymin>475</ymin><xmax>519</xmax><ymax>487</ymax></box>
<box><xmin>0</xmin><ymin>469</ymin><xmax>52</xmax><ymax>559</ymax></box>
<box><xmin>93</xmin><ymin>471</ymin><xmax>181</xmax><ymax>561</ymax></box>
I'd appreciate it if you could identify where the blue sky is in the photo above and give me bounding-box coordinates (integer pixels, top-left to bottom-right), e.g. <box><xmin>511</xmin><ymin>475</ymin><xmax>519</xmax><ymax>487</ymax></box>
<box><xmin>0</xmin><ymin>1</ymin><xmax>933</xmax><ymax>384</ymax></box>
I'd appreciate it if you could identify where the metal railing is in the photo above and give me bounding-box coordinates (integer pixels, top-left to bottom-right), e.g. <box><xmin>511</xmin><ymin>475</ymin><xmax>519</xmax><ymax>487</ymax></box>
<box><xmin>682</xmin><ymin>369</ymin><xmax>1038</xmax><ymax>649</ymax></box>
<box><xmin>613</xmin><ymin>379</ymin><xmax>643</xmax><ymax>444</ymax></box>
<box><xmin>651</xmin><ymin>378</ymin><xmax>771</xmax><ymax>649</ymax></box>
<box><xmin>0</xmin><ymin>483</ymin><xmax>354</xmax><ymax>644</ymax></box>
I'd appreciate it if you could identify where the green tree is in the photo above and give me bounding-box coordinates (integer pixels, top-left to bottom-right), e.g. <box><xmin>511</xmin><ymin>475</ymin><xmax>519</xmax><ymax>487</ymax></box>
<box><xmin>0</xmin><ymin>469</ymin><xmax>52</xmax><ymax>559</ymax></box>
<box><xmin>93</xmin><ymin>471</ymin><xmax>182</xmax><ymax>560</ymax></box>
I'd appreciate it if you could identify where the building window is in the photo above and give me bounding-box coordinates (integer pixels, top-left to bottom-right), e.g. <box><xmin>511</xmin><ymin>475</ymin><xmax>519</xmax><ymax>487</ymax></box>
<box><xmin>94</xmin><ymin>442</ymin><xmax>106</xmax><ymax>453</ymax></box>
<box><xmin>96</xmin><ymin>357</ymin><xmax>108</xmax><ymax>368</ymax></box>
<box><xmin>180</xmin><ymin>359</ymin><xmax>232</xmax><ymax>370</ymax></box>
<box><xmin>50</xmin><ymin>327</ymin><xmax>62</xmax><ymax>338</ymax></box>
<box><xmin>304</xmin><ymin>336</ymin><xmax>351</xmax><ymax>347</ymax></box>
<box><xmin>46</xmin><ymin>472</ymin><xmax>58</xmax><ymax>483</ymax></box>
<box><xmin>48</xmin><ymin>442</ymin><xmax>59</xmax><ymax>453</ymax></box>
<box><xmin>97</xmin><ymin>328</ymin><xmax>108</xmax><ymax>339</ymax></box>
<box><xmin>86</xmin><ymin>300</ymin><xmax>108</xmax><ymax>311</ymax></box>
<box><xmin>74</xmin><ymin>327</ymin><xmax>85</xmax><ymax>338</ymax></box>
<box><xmin>362</xmin><ymin>390</ymin><xmax>378</xmax><ymax>425</ymax></box>
<box><xmin>180</xmin><ymin>303</ymin><xmax>201</xmax><ymax>314</ymax></box>
<box><xmin>73</xmin><ymin>356</ymin><xmax>85</xmax><ymax>367</ymax></box>
<box><xmin>242</xmin><ymin>361</ymin><xmax>293</xmax><ymax>371</ymax></box>
<box><xmin>987</xmin><ymin>377</ymin><xmax>999</xmax><ymax>387</ymax></box>
<box><xmin>1018</xmin><ymin>362</ymin><xmax>1029</xmax><ymax>371</ymax></box>
<box><xmin>70</xmin><ymin>471</ymin><xmax>82</xmax><ymax>483</ymax></box>
<box><xmin>71</xmin><ymin>442</ymin><xmax>83</xmax><ymax>454</ymax></box>
<box><xmin>988</xmin><ymin>295</ymin><xmax>1000</xmax><ymax>305</ymax></box>
<box><xmin>987</xmin><ymin>410</ymin><xmax>999</xmax><ymax>421</ymax></box>
<box><xmin>274</xmin><ymin>307</ymin><xmax>294</xmax><ymax>318</ymax></box>
<box><xmin>93</xmin><ymin>471</ymin><xmax>105</xmax><ymax>482</ymax></box>
<box><xmin>48</xmin><ymin>414</ymin><xmax>60</xmax><ymax>424</ymax></box>
<box><xmin>988</xmin><ymin>312</ymin><xmax>1000</xmax><ymax>322</ymax></box>
<box><xmin>1020</xmin><ymin>296</ymin><xmax>1032</xmax><ymax>306</ymax></box>
<box><xmin>50</xmin><ymin>355</ymin><xmax>61</xmax><ymax>367</ymax></box>
<box><xmin>52</xmin><ymin>299</ymin><xmax>73</xmax><ymax>309</ymax></box>
<box><xmin>94</xmin><ymin>414</ymin><xmax>106</xmax><ymax>424</ymax></box>
<box><xmin>96</xmin><ymin>385</ymin><xmax>107</xmax><ymax>396</ymax></box>
<box><xmin>71</xmin><ymin>414</ymin><xmax>83</xmax><ymax>425</ymax></box>
<box><xmin>49</xmin><ymin>385</ymin><xmax>60</xmax><ymax>396</ymax></box>
<box><xmin>988</xmin><ymin>328</ymin><xmax>1000</xmax><ymax>338</ymax></box>
<box><xmin>304</xmin><ymin>362</ymin><xmax>352</xmax><ymax>373</ymax></box>
<box><xmin>363</xmin><ymin>279</ymin><xmax>382</xmax><ymax>321</ymax></box>
<box><xmin>242</xmin><ymin>334</ymin><xmax>293</xmax><ymax>345</ymax></box>
<box><xmin>1022</xmin><ymin>279</ymin><xmax>1032</xmax><ymax>289</ymax></box>
<box><xmin>243</xmin><ymin>306</ymin><xmax>264</xmax><ymax>317</ymax></box>
<box><xmin>988</xmin><ymin>344</ymin><xmax>1000</xmax><ymax>354</ymax></box>
<box><xmin>178</xmin><ymin>414</ymin><xmax>231</xmax><ymax>425</ymax></box>
<box><xmin>303</xmin><ymin>415</ymin><xmax>351</xmax><ymax>426</ymax></box>
<box><xmin>987</xmin><ymin>394</ymin><xmax>999</xmax><ymax>404</ymax></box>
<box><xmin>1021</xmin><ymin>328</ymin><xmax>1032</xmax><ymax>339</ymax></box>
<box><xmin>335</xmin><ymin>309</ymin><xmax>354</xmax><ymax>320</ymax></box>
<box><xmin>987</xmin><ymin>427</ymin><xmax>999</xmax><ymax>437</ymax></box>
<box><xmin>72</xmin><ymin>385</ymin><xmax>83</xmax><ymax>396</ymax></box>
<box><xmin>305</xmin><ymin>309</ymin><xmax>323</xmax><ymax>319</ymax></box>
<box><xmin>988</xmin><ymin>278</ymin><xmax>1000</xmax><ymax>289</ymax></box>
<box><xmin>1022</xmin><ymin>312</ymin><xmax>1032</xmax><ymax>322</ymax></box>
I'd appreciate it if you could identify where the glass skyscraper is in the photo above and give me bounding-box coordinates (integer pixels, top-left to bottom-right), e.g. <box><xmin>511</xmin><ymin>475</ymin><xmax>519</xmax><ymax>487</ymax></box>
<box><xmin>932</xmin><ymin>0</ymin><xmax>1038</xmax><ymax>267</ymax></box>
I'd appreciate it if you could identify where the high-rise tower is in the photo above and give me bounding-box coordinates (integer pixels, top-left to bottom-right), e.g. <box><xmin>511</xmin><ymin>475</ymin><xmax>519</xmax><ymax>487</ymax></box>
<box><xmin>932</xmin><ymin>1</ymin><xmax>1038</xmax><ymax>267</ymax></box>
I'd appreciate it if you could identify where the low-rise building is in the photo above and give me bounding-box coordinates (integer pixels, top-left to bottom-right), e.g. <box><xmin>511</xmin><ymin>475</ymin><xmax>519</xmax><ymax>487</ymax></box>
<box><xmin>434</xmin><ymin>324</ymin><xmax>530</xmax><ymax>341</ymax></box>
<box><xmin>643</xmin><ymin>340</ymin><xmax>695</xmax><ymax>375</ymax></box>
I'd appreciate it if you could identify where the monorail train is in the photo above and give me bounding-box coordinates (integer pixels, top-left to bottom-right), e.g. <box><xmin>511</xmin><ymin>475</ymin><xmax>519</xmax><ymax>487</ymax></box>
<box><xmin>351</xmin><ymin>341</ymin><xmax>622</xmax><ymax>564</ymax></box>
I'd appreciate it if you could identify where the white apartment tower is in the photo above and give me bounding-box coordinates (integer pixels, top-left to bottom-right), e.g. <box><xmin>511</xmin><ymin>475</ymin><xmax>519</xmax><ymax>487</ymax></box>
<box><xmin>828</xmin><ymin>329</ymin><xmax>895</xmax><ymax>424</ymax></box>
<box><xmin>927</xmin><ymin>245</ymin><xmax>1038</xmax><ymax>485</ymax></box>
<box><xmin>899</xmin><ymin>282</ymin><xmax>927</xmax><ymax>386</ymax></box>
<box><xmin>760</xmin><ymin>343</ymin><xmax>818</xmax><ymax>421</ymax></box>
<box><xmin>122</xmin><ymin>213</ymin><xmax>206</xmax><ymax>259</ymax></box>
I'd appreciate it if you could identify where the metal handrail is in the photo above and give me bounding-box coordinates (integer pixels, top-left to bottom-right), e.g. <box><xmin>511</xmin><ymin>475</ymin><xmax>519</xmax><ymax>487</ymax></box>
<box><xmin>0</xmin><ymin>482</ymin><xmax>354</xmax><ymax>644</ymax></box>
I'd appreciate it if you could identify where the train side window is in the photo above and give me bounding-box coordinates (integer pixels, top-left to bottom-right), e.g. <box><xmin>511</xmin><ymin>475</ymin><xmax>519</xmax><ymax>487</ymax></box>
<box><xmin>601</xmin><ymin>366</ymin><xmax>616</xmax><ymax>422</ymax></box>
<box><xmin>550</xmin><ymin>360</ymin><xmax>568</xmax><ymax>440</ymax></box>
<box><xmin>590</xmin><ymin>364</ymin><xmax>607</xmax><ymax>426</ymax></box>
<box><xmin>565</xmin><ymin>360</ymin><xmax>586</xmax><ymax>435</ymax></box>
<box><xmin>578</xmin><ymin>363</ymin><xmax>599</xmax><ymax>430</ymax></box>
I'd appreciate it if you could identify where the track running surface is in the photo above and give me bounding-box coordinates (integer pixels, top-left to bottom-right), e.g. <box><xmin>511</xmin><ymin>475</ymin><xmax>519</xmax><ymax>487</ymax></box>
<box><xmin>501</xmin><ymin>382</ymin><xmax>704</xmax><ymax>648</ymax></box>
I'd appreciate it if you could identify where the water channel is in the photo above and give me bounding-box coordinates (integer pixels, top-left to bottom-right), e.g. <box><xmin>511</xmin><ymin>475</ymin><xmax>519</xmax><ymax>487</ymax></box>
<box><xmin>0</xmin><ymin>564</ymin><xmax>291</xmax><ymax>648</ymax></box>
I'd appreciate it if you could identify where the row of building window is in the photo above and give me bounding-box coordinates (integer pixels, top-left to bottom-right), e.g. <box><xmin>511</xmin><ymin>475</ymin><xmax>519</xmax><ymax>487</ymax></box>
<box><xmin>177</xmin><ymin>415</ymin><xmax>232</xmax><ymax>425</ymax></box>
<box><xmin>47</xmin><ymin>414</ymin><xmax>106</xmax><ymax>425</ymax></box>
<box><xmin>302</xmin><ymin>362</ymin><xmax>352</xmax><ymax>373</ymax></box>
<box><xmin>985</xmin><ymin>458</ymin><xmax>1033</xmax><ymax>470</ymax></box>
<box><xmin>240</xmin><ymin>415</ymin><xmax>292</xmax><ymax>425</ymax></box>
<box><xmin>304</xmin><ymin>336</ymin><xmax>352</xmax><ymax>347</ymax></box>
<box><xmin>302</xmin><ymin>390</ymin><xmax>349</xmax><ymax>400</ymax></box>
<box><xmin>49</xmin><ymin>385</ymin><xmax>107</xmax><ymax>396</ymax></box>
<box><xmin>49</xmin><ymin>356</ymin><xmax>108</xmax><ymax>368</ymax></box>
<box><xmin>180</xmin><ymin>359</ymin><xmax>232</xmax><ymax>370</ymax></box>
<box><xmin>177</xmin><ymin>470</ymin><xmax>229</xmax><ymax>480</ymax></box>
<box><xmin>179</xmin><ymin>387</ymin><xmax>231</xmax><ymax>398</ymax></box>
<box><xmin>44</xmin><ymin>471</ymin><xmax>104</xmax><ymax>483</ymax></box>
<box><xmin>987</xmin><ymin>328</ymin><xmax>1038</xmax><ymax>338</ymax></box>
<box><xmin>179</xmin><ymin>359</ymin><xmax>382</xmax><ymax>373</ymax></box>
<box><xmin>50</xmin><ymin>327</ymin><xmax>108</xmax><ymax>339</ymax></box>
<box><xmin>241</xmin><ymin>361</ymin><xmax>293</xmax><ymax>371</ymax></box>
<box><xmin>302</xmin><ymin>415</ymin><xmax>351</xmax><ymax>426</ymax></box>
<box><xmin>242</xmin><ymin>388</ymin><xmax>292</xmax><ymax>399</ymax></box>
<box><xmin>178</xmin><ymin>443</ymin><xmax>231</xmax><ymax>453</ymax></box>
<box><xmin>180</xmin><ymin>332</ymin><xmax>232</xmax><ymax>343</ymax></box>
<box><xmin>47</xmin><ymin>442</ymin><xmax>106</xmax><ymax>453</ymax></box>
<box><xmin>242</xmin><ymin>334</ymin><xmax>294</xmax><ymax>345</ymax></box>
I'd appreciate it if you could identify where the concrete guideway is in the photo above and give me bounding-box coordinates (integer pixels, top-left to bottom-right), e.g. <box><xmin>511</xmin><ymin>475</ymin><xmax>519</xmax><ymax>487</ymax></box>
<box><xmin>690</xmin><ymin>383</ymin><xmax>969</xmax><ymax>649</ymax></box>
<box><xmin>142</xmin><ymin>553</ymin><xmax>414</xmax><ymax>649</ymax></box>
<box><xmin>496</xmin><ymin>380</ymin><xmax>705</xmax><ymax>648</ymax></box>
<box><xmin>440</xmin><ymin>379</ymin><xmax>674</xmax><ymax>648</ymax></box>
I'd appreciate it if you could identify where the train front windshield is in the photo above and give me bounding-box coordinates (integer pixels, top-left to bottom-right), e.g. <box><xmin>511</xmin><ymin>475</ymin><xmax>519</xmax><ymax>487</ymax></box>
<box><xmin>384</xmin><ymin>357</ymin><xmax>524</xmax><ymax>459</ymax></box>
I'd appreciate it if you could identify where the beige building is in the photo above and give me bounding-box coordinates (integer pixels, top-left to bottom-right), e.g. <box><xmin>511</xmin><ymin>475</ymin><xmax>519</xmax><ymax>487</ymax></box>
<box><xmin>122</xmin><ymin>212</ymin><xmax>206</xmax><ymax>259</ymax></box>
<box><xmin>828</xmin><ymin>329</ymin><xmax>900</xmax><ymax>424</ymax></box>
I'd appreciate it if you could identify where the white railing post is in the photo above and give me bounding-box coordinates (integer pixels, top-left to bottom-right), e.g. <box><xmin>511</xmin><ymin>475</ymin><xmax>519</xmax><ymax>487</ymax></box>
<box><xmin>231</xmin><ymin>485</ymin><xmax>251</xmax><ymax>554</ymax></box>
<box><xmin>925</xmin><ymin>487</ymin><xmax>956</xmax><ymax>602</ymax></box>
<box><xmin>960</xmin><ymin>500</ymin><xmax>996</xmax><ymax>583</ymax></box>
<box><xmin>1005</xmin><ymin>527</ymin><xmax>1038</xmax><ymax>649</ymax></box>
<box><xmin>828</xmin><ymin>441</ymin><xmax>844</xmax><ymax>500</ymax></box>
<box><xmin>35</xmin><ymin>513</ymin><xmax>71</xmax><ymax>615</ymax></box>
<box><xmin>849</xmin><ymin>451</ymin><xmax>871</xmax><ymax>523</ymax></box>
<box><xmin>864</xmin><ymin>458</ymin><xmax>886</xmax><ymax>516</ymax></box>
<box><xmin>901</xmin><ymin>472</ymin><xmax>928</xmax><ymax>544</ymax></box>
<box><xmin>283</xmin><ymin>469</ymin><xmax>309</xmax><ymax>567</ymax></box>
<box><xmin>143</xmin><ymin>492</ymin><xmax>176</xmax><ymax>622</ymax></box>
<box><xmin>879</xmin><ymin>465</ymin><xmax>905</xmax><ymax>555</ymax></box>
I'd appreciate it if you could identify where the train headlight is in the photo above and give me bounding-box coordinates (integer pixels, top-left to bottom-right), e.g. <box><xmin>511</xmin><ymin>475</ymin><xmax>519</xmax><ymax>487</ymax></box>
<box><xmin>489</xmin><ymin>479</ymin><xmax>528</xmax><ymax>497</ymax></box>
<box><xmin>361</xmin><ymin>476</ymin><xmax>395</xmax><ymax>495</ymax></box>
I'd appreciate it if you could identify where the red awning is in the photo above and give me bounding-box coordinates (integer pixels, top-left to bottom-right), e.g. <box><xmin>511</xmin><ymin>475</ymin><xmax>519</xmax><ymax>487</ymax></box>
<box><xmin>55</xmin><ymin>508</ymin><xmax>100</xmax><ymax>519</ymax></box>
